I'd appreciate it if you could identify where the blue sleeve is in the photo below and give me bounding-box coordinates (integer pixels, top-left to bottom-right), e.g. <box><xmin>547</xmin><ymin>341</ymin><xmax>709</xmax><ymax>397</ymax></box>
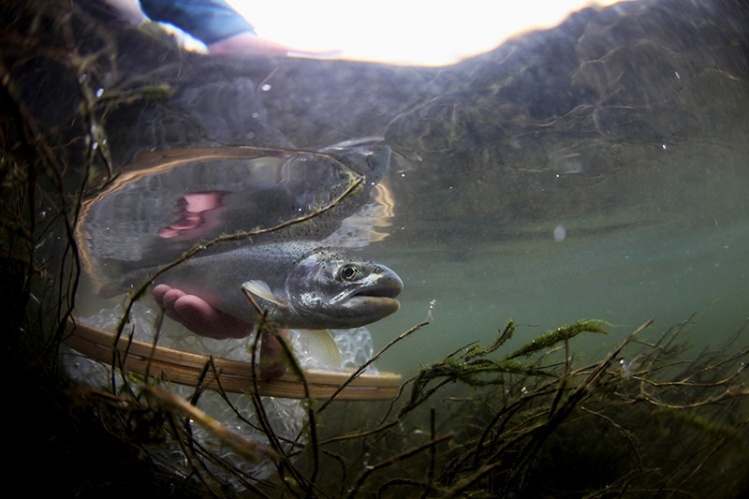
<box><xmin>139</xmin><ymin>0</ymin><xmax>256</xmax><ymax>44</ymax></box>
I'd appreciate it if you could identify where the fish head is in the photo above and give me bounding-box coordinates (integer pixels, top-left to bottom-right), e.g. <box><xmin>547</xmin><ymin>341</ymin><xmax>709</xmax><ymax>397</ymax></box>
<box><xmin>320</xmin><ymin>140</ymin><xmax>392</xmax><ymax>181</ymax></box>
<box><xmin>286</xmin><ymin>249</ymin><xmax>403</xmax><ymax>329</ymax></box>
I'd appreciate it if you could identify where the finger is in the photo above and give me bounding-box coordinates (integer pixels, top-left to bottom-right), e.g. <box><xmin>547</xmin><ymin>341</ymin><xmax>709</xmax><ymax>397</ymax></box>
<box><xmin>162</xmin><ymin>288</ymin><xmax>187</xmax><ymax>312</ymax></box>
<box><xmin>259</xmin><ymin>328</ymin><xmax>291</xmax><ymax>379</ymax></box>
<box><xmin>152</xmin><ymin>284</ymin><xmax>172</xmax><ymax>306</ymax></box>
<box><xmin>174</xmin><ymin>294</ymin><xmax>252</xmax><ymax>339</ymax></box>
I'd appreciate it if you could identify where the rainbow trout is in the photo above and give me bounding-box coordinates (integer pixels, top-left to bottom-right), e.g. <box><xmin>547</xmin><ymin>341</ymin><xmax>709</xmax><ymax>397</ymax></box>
<box><xmin>153</xmin><ymin>241</ymin><xmax>403</xmax><ymax>330</ymax></box>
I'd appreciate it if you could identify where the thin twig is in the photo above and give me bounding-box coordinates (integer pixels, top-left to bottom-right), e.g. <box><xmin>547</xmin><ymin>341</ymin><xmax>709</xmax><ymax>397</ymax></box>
<box><xmin>318</xmin><ymin>320</ymin><xmax>429</xmax><ymax>412</ymax></box>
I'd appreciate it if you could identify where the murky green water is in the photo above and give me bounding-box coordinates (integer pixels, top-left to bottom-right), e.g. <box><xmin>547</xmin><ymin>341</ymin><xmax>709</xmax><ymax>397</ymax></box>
<box><xmin>372</xmin><ymin>138</ymin><xmax>749</xmax><ymax>373</ymax></box>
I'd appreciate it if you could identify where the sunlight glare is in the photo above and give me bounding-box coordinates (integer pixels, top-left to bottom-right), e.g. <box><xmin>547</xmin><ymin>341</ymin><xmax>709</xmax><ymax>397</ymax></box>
<box><xmin>228</xmin><ymin>0</ymin><xmax>625</xmax><ymax>66</ymax></box>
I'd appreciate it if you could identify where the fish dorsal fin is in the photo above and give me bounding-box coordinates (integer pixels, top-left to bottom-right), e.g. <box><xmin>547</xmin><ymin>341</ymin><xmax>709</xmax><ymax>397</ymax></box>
<box><xmin>296</xmin><ymin>329</ymin><xmax>342</xmax><ymax>369</ymax></box>
<box><xmin>242</xmin><ymin>280</ymin><xmax>285</xmax><ymax>307</ymax></box>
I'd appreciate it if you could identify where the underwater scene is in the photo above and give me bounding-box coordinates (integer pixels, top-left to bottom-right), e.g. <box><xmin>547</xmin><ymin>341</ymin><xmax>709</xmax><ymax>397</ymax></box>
<box><xmin>2</xmin><ymin>0</ymin><xmax>748</xmax><ymax>497</ymax></box>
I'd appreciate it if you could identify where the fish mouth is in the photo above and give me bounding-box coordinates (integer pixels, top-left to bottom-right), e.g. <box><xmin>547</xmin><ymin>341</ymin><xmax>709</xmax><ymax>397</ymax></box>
<box><xmin>345</xmin><ymin>279</ymin><xmax>402</xmax><ymax>316</ymax></box>
<box><xmin>320</xmin><ymin>265</ymin><xmax>403</xmax><ymax>327</ymax></box>
<box><xmin>352</xmin><ymin>281</ymin><xmax>402</xmax><ymax>300</ymax></box>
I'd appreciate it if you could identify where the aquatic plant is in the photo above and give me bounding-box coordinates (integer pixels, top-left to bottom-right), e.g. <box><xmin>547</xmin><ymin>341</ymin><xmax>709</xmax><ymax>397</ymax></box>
<box><xmin>46</xmin><ymin>309</ymin><xmax>749</xmax><ymax>498</ymax></box>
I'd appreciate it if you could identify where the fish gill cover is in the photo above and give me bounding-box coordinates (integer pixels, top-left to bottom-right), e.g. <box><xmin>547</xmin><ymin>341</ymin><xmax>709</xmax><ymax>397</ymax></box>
<box><xmin>2</xmin><ymin>0</ymin><xmax>749</xmax><ymax>497</ymax></box>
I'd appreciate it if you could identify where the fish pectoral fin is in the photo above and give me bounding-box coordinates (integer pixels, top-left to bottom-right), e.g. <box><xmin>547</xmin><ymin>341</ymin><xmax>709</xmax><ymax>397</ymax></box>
<box><xmin>242</xmin><ymin>280</ymin><xmax>285</xmax><ymax>307</ymax></box>
<box><xmin>297</xmin><ymin>329</ymin><xmax>341</xmax><ymax>369</ymax></box>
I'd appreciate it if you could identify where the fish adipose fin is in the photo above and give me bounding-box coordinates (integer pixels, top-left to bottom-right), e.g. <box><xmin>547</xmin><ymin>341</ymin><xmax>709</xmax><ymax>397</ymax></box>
<box><xmin>296</xmin><ymin>329</ymin><xmax>342</xmax><ymax>369</ymax></box>
<box><xmin>242</xmin><ymin>280</ymin><xmax>285</xmax><ymax>307</ymax></box>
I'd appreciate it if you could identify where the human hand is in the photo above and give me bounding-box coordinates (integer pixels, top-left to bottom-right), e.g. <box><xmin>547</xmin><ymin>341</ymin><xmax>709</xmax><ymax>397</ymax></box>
<box><xmin>153</xmin><ymin>284</ymin><xmax>289</xmax><ymax>378</ymax></box>
<box><xmin>207</xmin><ymin>32</ymin><xmax>342</xmax><ymax>59</ymax></box>
<box><xmin>154</xmin><ymin>283</ymin><xmax>252</xmax><ymax>339</ymax></box>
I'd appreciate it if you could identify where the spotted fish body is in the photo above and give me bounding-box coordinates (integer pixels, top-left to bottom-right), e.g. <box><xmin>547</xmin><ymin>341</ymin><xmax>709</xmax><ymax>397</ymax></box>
<box><xmin>153</xmin><ymin>241</ymin><xmax>403</xmax><ymax>330</ymax></box>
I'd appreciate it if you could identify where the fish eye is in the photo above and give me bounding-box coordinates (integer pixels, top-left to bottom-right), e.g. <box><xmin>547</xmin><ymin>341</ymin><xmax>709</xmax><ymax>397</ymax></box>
<box><xmin>339</xmin><ymin>264</ymin><xmax>358</xmax><ymax>281</ymax></box>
